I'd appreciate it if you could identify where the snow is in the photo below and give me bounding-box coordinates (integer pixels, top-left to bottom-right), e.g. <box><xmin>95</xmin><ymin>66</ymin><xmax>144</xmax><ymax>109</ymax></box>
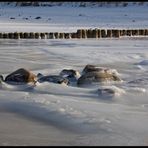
<box><xmin>0</xmin><ymin>3</ymin><xmax>148</xmax><ymax>33</ymax></box>
<box><xmin>0</xmin><ymin>3</ymin><xmax>148</xmax><ymax>146</ymax></box>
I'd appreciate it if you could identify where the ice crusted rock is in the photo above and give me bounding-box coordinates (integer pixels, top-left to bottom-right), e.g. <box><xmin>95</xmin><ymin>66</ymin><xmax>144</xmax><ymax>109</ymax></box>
<box><xmin>98</xmin><ymin>85</ymin><xmax>126</xmax><ymax>97</ymax></box>
<box><xmin>60</xmin><ymin>69</ymin><xmax>81</xmax><ymax>84</ymax></box>
<box><xmin>4</xmin><ymin>68</ymin><xmax>37</xmax><ymax>85</ymax></box>
<box><xmin>37</xmin><ymin>73</ymin><xmax>69</xmax><ymax>85</ymax></box>
<box><xmin>77</xmin><ymin>65</ymin><xmax>122</xmax><ymax>86</ymax></box>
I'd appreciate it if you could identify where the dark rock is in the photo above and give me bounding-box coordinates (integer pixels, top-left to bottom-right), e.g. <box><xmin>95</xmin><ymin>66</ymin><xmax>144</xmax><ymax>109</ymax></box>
<box><xmin>37</xmin><ymin>73</ymin><xmax>69</xmax><ymax>85</ymax></box>
<box><xmin>82</xmin><ymin>64</ymin><xmax>104</xmax><ymax>75</ymax></box>
<box><xmin>5</xmin><ymin>68</ymin><xmax>37</xmax><ymax>84</ymax></box>
<box><xmin>98</xmin><ymin>88</ymin><xmax>115</xmax><ymax>96</ymax></box>
<box><xmin>77</xmin><ymin>71</ymin><xmax>121</xmax><ymax>86</ymax></box>
<box><xmin>98</xmin><ymin>86</ymin><xmax>125</xmax><ymax>98</ymax></box>
<box><xmin>77</xmin><ymin>65</ymin><xmax>122</xmax><ymax>86</ymax></box>
<box><xmin>35</xmin><ymin>16</ymin><xmax>41</xmax><ymax>19</ymax></box>
<box><xmin>60</xmin><ymin>69</ymin><xmax>81</xmax><ymax>83</ymax></box>
<box><xmin>10</xmin><ymin>17</ymin><xmax>15</xmax><ymax>19</ymax></box>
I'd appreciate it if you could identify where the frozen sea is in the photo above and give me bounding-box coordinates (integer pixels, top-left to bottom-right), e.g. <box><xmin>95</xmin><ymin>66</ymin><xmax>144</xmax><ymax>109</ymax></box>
<box><xmin>0</xmin><ymin>3</ymin><xmax>148</xmax><ymax>146</ymax></box>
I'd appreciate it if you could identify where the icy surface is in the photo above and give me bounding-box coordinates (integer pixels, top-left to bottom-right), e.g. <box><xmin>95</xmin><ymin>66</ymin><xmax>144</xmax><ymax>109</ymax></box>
<box><xmin>0</xmin><ymin>38</ymin><xmax>148</xmax><ymax>146</ymax></box>
<box><xmin>0</xmin><ymin>3</ymin><xmax>148</xmax><ymax>146</ymax></box>
<box><xmin>0</xmin><ymin>3</ymin><xmax>148</xmax><ymax>33</ymax></box>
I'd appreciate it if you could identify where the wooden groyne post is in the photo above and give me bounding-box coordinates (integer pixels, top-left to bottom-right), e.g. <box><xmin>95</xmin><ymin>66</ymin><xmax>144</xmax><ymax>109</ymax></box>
<box><xmin>0</xmin><ymin>29</ymin><xmax>148</xmax><ymax>39</ymax></box>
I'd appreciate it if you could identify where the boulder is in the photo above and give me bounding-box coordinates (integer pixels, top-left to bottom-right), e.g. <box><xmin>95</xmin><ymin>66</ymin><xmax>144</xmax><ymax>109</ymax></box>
<box><xmin>98</xmin><ymin>88</ymin><xmax>115</xmax><ymax>97</ymax></box>
<box><xmin>37</xmin><ymin>73</ymin><xmax>69</xmax><ymax>85</ymax></box>
<box><xmin>59</xmin><ymin>69</ymin><xmax>81</xmax><ymax>82</ymax></box>
<box><xmin>98</xmin><ymin>86</ymin><xmax>125</xmax><ymax>97</ymax></box>
<box><xmin>77</xmin><ymin>71</ymin><xmax>121</xmax><ymax>86</ymax></box>
<box><xmin>82</xmin><ymin>64</ymin><xmax>120</xmax><ymax>76</ymax></box>
<box><xmin>77</xmin><ymin>65</ymin><xmax>122</xmax><ymax>86</ymax></box>
<box><xmin>5</xmin><ymin>68</ymin><xmax>37</xmax><ymax>84</ymax></box>
<box><xmin>82</xmin><ymin>64</ymin><xmax>103</xmax><ymax>74</ymax></box>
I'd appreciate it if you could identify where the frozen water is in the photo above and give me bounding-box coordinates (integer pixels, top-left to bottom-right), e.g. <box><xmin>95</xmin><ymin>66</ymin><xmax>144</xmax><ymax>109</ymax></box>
<box><xmin>0</xmin><ymin>38</ymin><xmax>148</xmax><ymax>146</ymax></box>
<box><xmin>0</xmin><ymin>3</ymin><xmax>148</xmax><ymax>146</ymax></box>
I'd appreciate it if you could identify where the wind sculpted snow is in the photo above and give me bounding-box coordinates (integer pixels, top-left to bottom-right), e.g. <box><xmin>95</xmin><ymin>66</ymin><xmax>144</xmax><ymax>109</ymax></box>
<box><xmin>0</xmin><ymin>38</ymin><xmax>148</xmax><ymax>146</ymax></box>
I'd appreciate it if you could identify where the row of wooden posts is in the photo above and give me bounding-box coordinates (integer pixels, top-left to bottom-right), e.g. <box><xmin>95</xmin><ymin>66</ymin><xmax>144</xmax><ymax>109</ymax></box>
<box><xmin>0</xmin><ymin>29</ymin><xmax>148</xmax><ymax>39</ymax></box>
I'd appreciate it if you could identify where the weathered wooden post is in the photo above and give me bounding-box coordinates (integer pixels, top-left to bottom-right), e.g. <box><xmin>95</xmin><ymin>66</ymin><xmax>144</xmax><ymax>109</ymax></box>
<box><xmin>30</xmin><ymin>32</ymin><xmax>35</xmax><ymax>39</ymax></box>
<box><xmin>97</xmin><ymin>29</ymin><xmax>101</xmax><ymax>38</ymax></box>
<box><xmin>119</xmin><ymin>30</ymin><xmax>122</xmax><ymax>36</ymax></box>
<box><xmin>64</xmin><ymin>33</ymin><xmax>71</xmax><ymax>39</ymax></box>
<box><xmin>77</xmin><ymin>29</ymin><xmax>82</xmax><ymax>38</ymax></box>
<box><xmin>44</xmin><ymin>32</ymin><xmax>48</xmax><ymax>39</ymax></box>
<box><xmin>24</xmin><ymin>32</ymin><xmax>29</xmax><ymax>38</ymax></box>
<box><xmin>14</xmin><ymin>32</ymin><xmax>20</xmax><ymax>39</ymax></box>
<box><xmin>112</xmin><ymin>29</ymin><xmax>120</xmax><ymax>38</ymax></box>
<box><xmin>139</xmin><ymin>29</ymin><xmax>145</xmax><ymax>36</ymax></box>
<box><xmin>8</xmin><ymin>33</ymin><xmax>14</xmax><ymax>39</ymax></box>
<box><xmin>86</xmin><ymin>29</ymin><xmax>93</xmax><ymax>38</ymax></box>
<box><xmin>35</xmin><ymin>32</ymin><xmax>40</xmax><ymax>39</ymax></box>
<box><xmin>54</xmin><ymin>32</ymin><xmax>59</xmax><ymax>39</ymax></box>
<box><xmin>19</xmin><ymin>32</ymin><xmax>24</xmax><ymax>38</ymax></box>
<box><xmin>120</xmin><ymin>30</ymin><xmax>127</xmax><ymax>36</ymax></box>
<box><xmin>0</xmin><ymin>33</ymin><xmax>2</xmax><ymax>38</ymax></box>
<box><xmin>3</xmin><ymin>33</ymin><xmax>8</xmax><ymax>39</ymax></box>
<box><xmin>82</xmin><ymin>29</ymin><xmax>87</xmax><ymax>38</ymax></box>
<box><xmin>126</xmin><ymin>30</ymin><xmax>132</xmax><ymax>36</ymax></box>
<box><xmin>144</xmin><ymin>29</ymin><xmax>148</xmax><ymax>36</ymax></box>
<box><xmin>101</xmin><ymin>29</ymin><xmax>106</xmax><ymax>38</ymax></box>
<box><xmin>132</xmin><ymin>29</ymin><xmax>138</xmax><ymax>36</ymax></box>
<box><xmin>106</xmin><ymin>29</ymin><xmax>112</xmax><ymax>38</ymax></box>
<box><xmin>71</xmin><ymin>32</ymin><xmax>77</xmax><ymax>39</ymax></box>
<box><xmin>92</xmin><ymin>29</ymin><xmax>98</xmax><ymax>38</ymax></box>
<box><xmin>49</xmin><ymin>33</ymin><xmax>55</xmax><ymax>39</ymax></box>
<box><xmin>59</xmin><ymin>33</ymin><xmax>64</xmax><ymax>39</ymax></box>
<box><xmin>111</xmin><ymin>29</ymin><xmax>115</xmax><ymax>37</ymax></box>
<box><xmin>40</xmin><ymin>33</ymin><xmax>45</xmax><ymax>39</ymax></box>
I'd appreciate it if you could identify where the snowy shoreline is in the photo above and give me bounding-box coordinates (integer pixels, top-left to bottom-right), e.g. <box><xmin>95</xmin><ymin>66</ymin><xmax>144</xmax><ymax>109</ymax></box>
<box><xmin>0</xmin><ymin>3</ymin><xmax>148</xmax><ymax>33</ymax></box>
<box><xmin>0</xmin><ymin>38</ymin><xmax>148</xmax><ymax>146</ymax></box>
<box><xmin>0</xmin><ymin>3</ymin><xmax>148</xmax><ymax>146</ymax></box>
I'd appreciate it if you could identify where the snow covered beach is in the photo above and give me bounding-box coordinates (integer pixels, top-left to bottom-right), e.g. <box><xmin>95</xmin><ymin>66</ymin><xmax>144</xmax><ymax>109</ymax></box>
<box><xmin>0</xmin><ymin>2</ymin><xmax>148</xmax><ymax>33</ymax></box>
<box><xmin>0</xmin><ymin>2</ymin><xmax>148</xmax><ymax>146</ymax></box>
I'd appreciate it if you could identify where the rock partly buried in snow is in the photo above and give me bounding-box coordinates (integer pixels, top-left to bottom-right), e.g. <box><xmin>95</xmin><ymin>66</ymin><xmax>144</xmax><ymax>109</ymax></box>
<box><xmin>138</xmin><ymin>60</ymin><xmax>148</xmax><ymax>65</ymax></box>
<box><xmin>82</xmin><ymin>64</ymin><xmax>105</xmax><ymax>74</ymax></box>
<box><xmin>35</xmin><ymin>16</ymin><xmax>41</xmax><ymax>19</ymax></box>
<box><xmin>77</xmin><ymin>65</ymin><xmax>122</xmax><ymax>86</ymax></box>
<box><xmin>10</xmin><ymin>17</ymin><xmax>15</xmax><ymax>19</ymax></box>
<box><xmin>98</xmin><ymin>88</ymin><xmax>116</xmax><ymax>98</ymax></box>
<box><xmin>59</xmin><ymin>69</ymin><xmax>81</xmax><ymax>83</ymax></box>
<box><xmin>4</xmin><ymin>68</ymin><xmax>37</xmax><ymax>85</ymax></box>
<box><xmin>37</xmin><ymin>73</ymin><xmax>69</xmax><ymax>85</ymax></box>
<box><xmin>82</xmin><ymin>64</ymin><xmax>120</xmax><ymax>76</ymax></box>
<box><xmin>128</xmin><ymin>77</ymin><xmax>148</xmax><ymax>86</ymax></box>
<box><xmin>77</xmin><ymin>71</ymin><xmax>121</xmax><ymax>86</ymax></box>
<box><xmin>98</xmin><ymin>86</ymin><xmax>126</xmax><ymax>98</ymax></box>
<box><xmin>0</xmin><ymin>74</ymin><xmax>36</xmax><ymax>90</ymax></box>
